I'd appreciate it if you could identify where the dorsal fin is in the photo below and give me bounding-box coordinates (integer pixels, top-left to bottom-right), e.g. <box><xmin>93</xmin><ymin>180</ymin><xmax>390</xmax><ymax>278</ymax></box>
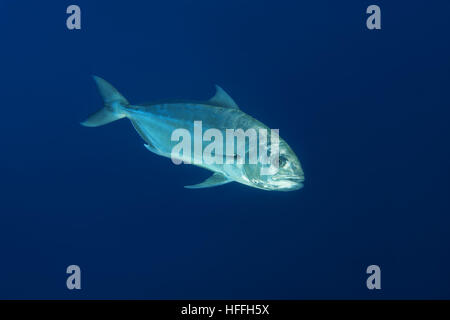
<box><xmin>208</xmin><ymin>85</ymin><xmax>239</xmax><ymax>109</ymax></box>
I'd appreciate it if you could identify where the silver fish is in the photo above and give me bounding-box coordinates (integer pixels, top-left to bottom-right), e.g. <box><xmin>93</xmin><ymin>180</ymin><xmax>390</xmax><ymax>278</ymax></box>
<box><xmin>81</xmin><ymin>76</ymin><xmax>304</xmax><ymax>191</ymax></box>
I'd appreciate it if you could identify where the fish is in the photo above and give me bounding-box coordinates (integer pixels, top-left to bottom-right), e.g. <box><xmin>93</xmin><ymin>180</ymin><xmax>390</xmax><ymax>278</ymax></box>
<box><xmin>81</xmin><ymin>76</ymin><xmax>304</xmax><ymax>191</ymax></box>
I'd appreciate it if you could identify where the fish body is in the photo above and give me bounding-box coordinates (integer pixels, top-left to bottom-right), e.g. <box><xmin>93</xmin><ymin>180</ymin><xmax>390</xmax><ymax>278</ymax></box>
<box><xmin>82</xmin><ymin>76</ymin><xmax>304</xmax><ymax>191</ymax></box>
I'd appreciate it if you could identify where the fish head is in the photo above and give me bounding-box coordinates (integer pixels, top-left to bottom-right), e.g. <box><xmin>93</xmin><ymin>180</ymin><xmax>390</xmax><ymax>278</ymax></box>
<box><xmin>243</xmin><ymin>139</ymin><xmax>304</xmax><ymax>191</ymax></box>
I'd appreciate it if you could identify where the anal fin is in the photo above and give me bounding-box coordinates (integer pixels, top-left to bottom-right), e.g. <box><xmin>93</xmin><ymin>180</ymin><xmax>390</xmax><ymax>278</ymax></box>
<box><xmin>144</xmin><ymin>143</ymin><xmax>163</xmax><ymax>156</ymax></box>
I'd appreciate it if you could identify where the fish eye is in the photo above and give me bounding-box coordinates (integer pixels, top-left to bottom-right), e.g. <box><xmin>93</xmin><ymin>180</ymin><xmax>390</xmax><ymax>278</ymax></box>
<box><xmin>278</xmin><ymin>155</ymin><xmax>288</xmax><ymax>167</ymax></box>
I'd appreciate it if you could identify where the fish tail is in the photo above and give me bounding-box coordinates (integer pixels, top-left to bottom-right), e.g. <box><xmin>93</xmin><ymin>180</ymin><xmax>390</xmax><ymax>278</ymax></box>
<box><xmin>81</xmin><ymin>76</ymin><xmax>129</xmax><ymax>127</ymax></box>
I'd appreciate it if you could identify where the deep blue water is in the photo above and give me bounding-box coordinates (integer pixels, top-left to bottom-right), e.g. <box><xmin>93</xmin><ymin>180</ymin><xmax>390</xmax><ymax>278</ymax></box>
<box><xmin>1</xmin><ymin>0</ymin><xmax>450</xmax><ymax>299</ymax></box>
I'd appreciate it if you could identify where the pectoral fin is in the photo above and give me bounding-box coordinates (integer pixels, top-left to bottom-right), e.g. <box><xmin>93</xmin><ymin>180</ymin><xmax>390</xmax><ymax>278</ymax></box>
<box><xmin>184</xmin><ymin>172</ymin><xmax>232</xmax><ymax>189</ymax></box>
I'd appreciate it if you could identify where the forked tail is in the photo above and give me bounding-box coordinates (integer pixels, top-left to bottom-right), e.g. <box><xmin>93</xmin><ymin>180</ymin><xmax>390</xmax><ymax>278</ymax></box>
<box><xmin>81</xmin><ymin>76</ymin><xmax>129</xmax><ymax>127</ymax></box>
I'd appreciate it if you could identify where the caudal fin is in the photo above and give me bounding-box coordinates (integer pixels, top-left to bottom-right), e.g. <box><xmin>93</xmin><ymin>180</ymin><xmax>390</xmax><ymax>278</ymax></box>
<box><xmin>81</xmin><ymin>76</ymin><xmax>129</xmax><ymax>127</ymax></box>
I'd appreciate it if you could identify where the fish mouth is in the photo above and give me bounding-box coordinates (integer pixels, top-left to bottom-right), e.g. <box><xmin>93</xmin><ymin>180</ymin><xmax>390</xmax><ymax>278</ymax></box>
<box><xmin>272</xmin><ymin>175</ymin><xmax>305</xmax><ymax>183</ymax></box>
<box><xmin>270</xmin><ymin>175</ymin><xmax>305</xmax><ymax>190</ymax></box>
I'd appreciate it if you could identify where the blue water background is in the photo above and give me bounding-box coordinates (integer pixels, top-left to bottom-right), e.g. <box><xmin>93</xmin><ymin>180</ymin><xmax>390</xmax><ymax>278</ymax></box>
<box><xmin>0</xmin><ymin>0</ymin><xmax>450</xmax><ymax>298</ymax></box>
